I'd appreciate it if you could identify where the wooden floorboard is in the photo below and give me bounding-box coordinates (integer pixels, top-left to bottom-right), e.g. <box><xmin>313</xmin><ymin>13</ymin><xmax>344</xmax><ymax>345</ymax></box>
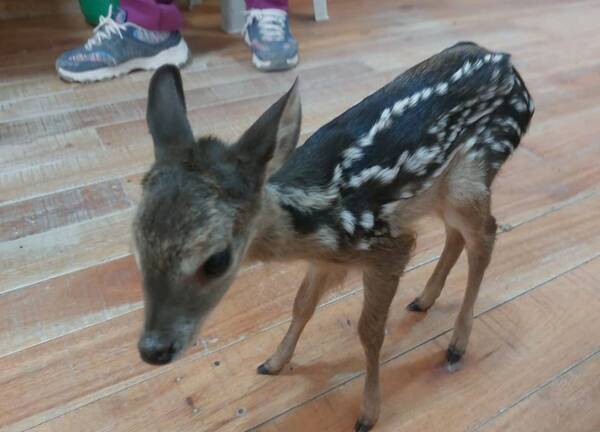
<box><xmin>477</xmin><ymin>353</ymin><xmax>600</xmax><ymax>432</ymax></box>
<box><xmin>1</xmin><ymin>0</ymin><xmax>599</xmax><ymax>431</ymax></box>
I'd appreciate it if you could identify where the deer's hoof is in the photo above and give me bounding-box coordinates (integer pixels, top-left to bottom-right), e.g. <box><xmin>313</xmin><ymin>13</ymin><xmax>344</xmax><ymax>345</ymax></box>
<box><xmin>257</xmin><ymin>363</ymin><xmax>273</xmax><ymax>375</ymax></box>
<box><xmin>446</xmin><ymin>346</ymin><xmax>463</xmax><ymax>372</ymax></box>
<box><xmin>406</xmin><ymin>299</ymin><xmax>426</xmax><ymax>312</ymax></box>
<box><xmin>354</xmin><ymin>419</ymin><xmax>374</xmax><ymax>432</ymax></box>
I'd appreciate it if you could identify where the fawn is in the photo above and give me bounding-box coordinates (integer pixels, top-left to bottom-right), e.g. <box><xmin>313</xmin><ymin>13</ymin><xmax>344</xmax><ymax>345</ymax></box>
<box><xmin>134</xmin><ymin>42</ymin><xmax>534</xmax><ymax>430</ymax></box>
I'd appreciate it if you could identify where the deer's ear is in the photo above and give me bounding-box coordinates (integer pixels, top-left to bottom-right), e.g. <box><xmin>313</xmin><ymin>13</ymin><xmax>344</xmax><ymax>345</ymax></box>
<box><xmin>234</xmin><ymin>79</ymin><xmax>301</xmax><ymax>182</ymax></box>
<box><xmin>146</xmin><ymin>65</ymin><xmax>194</xmax><ymax>162</ymax></box>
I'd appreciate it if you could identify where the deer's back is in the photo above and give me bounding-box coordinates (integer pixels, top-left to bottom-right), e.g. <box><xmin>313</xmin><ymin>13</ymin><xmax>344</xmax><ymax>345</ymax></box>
<box><xmin>268</xmin><ymin>42</ymin><xmax>534</xmax><ymax>250</ymax></box>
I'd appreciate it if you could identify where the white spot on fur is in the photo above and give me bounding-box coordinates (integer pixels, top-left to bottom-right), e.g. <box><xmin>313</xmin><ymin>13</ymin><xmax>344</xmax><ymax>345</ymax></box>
<box><xmin>359</xmin><ymin>211</ymin><xmax>375</xmax><ymax>229</ymax></box>
<box><xmin>500</xmin><ymin>117</ymin><xmax>523</xmax><ymax>136</ymax></box>
<box><xmin>451</xmin><ymin>68</ymin><xmax>463</xmax><ymax>82</ymax></box>
<box><xmin>333</xmin><ymin>164</ymin><xmax>343</xmax><ymax>183</ymax></box>
<box><xmin>356</xmin><ymin>240</ymin><xmax>371</xmax><ymax>250</ymax></box>
<box><xmin>381</xmin><ymin>202</ymin><xmax>399</xmax><ymax>216</ymax></box>
<box><xmin>315</xmin><ymin>226</ymin><xmax>339</xmax><ymax>250</ymax></box>
<box><xmin>392</xmin><ymin>97</ymin><xmax>409</xmax><ymax>115</ymax></box>
<box><xmin>346</xmin><ymin>151</ymin><xmax>408</xmax><ymax>188</ymax></box>
<box><xmin>340</xmin><ymin>210</ymin><xmax>356</xmax><ymax>234</ymax></box>
<box><xmin>268</xmin><ymin>167</ymin><xmax>342</xmax><ymax>213</ymax></box>
<box><xmin>499</xmin><ymin>139</ymin><xmax>515</xmax><ymax>152</ymax></box>
<box><xmin>403</xmin><ymin>147</ymin><xmax>440</xmax><ymax>174</ymax></box>
<box><xmin>491</xmin><ymin>142</ymin><xmax>507</xmax><ymax>153</ymax></box>
<box><xmin>348</xmin><ymin>165</ymin><xmax>383</xmax><ymax>188</ymax></box>
<box><xmin>435</xmin><ymin>82</ymin><xmax>449</xmax><ymax>95</ymax></box>
<box><xmin>466</xmin><ymin>148</ymin><xmax>486</xmax><ymax>161</ymax></box>
<box><xmin>465</xmin><ymin>99</ymin><xmax>502</xmax><ymax>126</ymax></box>
<box><xmin>510</xmin><ymin>96</ymin><xmax>527</xmax><ymax>112</ymax></box>
<box><xmin>409</xmin><ymin>92</ymin><xmax>421</xmax><ymax>107</ymax></box>
<box><xmin>271</xmin><ymin>185</ymin><xmax>335</xmax><ymax>211</ymax></box>
<box><xmin>464</xmin><ymin>136</ymin><xmax>478</xmax><ymax>151</ymax></box>
<box><xmin>342</xmin><ymin>147</ymin><xmax>363</xmax><ymax>168</ymax></box>
<box><xmin>465</xmin><ymin>98</ymin><xmax>478</xmax><ymax>108</ymax></box>
<box><xmin>421</xmin><ymin>87</ymin><xmax>433</xmax><ymax>100</ymax></box>
<box><xmin>429</xmin><ymin>124</ymin><xmax>441</xmax><ymax>134</ymax></box>
<box><xmin>527</xmin><ymin>97</ymin><xmax>535</xmax><ymax>113</ymax></box>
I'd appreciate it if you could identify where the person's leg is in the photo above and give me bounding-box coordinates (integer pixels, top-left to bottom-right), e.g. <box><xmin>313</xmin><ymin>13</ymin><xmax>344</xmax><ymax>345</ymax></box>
<box><xmin>246</xmin><ymin>0</ymin><xmax>288</xmax><ymax>10</ymax></box>
<box><xmin>56</xmin><ymin>0</ymin><xmax>189</xmax><ymax>83</ymax></box>
<box><xmin>121</xmin><ymin>0</ymin><xmax>183</xmax><ymax>32</ymax></box>
<box><xmin>243</xmin><ymin>0</ymin><xmax>299</xmax><ymax>71</ymax></box>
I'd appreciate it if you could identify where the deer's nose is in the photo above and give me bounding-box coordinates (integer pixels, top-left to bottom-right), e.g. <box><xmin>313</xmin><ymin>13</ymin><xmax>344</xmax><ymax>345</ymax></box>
<box><xmin>138</xmin><ymin>335</ymin><xmax>177</xmax><ymax>365</ymax></box>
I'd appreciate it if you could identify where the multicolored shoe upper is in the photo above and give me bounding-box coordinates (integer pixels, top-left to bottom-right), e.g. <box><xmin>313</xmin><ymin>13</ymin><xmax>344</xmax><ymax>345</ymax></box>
<box><xmin>243</xmin><ymin>8</ymin><xmax>299</xmax><ymax>71</ymax></box>
<box><xmin>56</xmin><ymin>6</ymin><xmax>183</xmax><ymax>74</ymax></box>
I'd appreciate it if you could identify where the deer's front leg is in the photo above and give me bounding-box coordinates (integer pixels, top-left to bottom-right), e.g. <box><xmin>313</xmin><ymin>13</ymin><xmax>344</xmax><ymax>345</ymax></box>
<box><xmin>257</xmin><ymin>265</ymin><xmax>330</xmax><ymax>375</ymax></box>
<box><xmin>355</xmin><ymin>270</ymin><xmax>400</xmax><ymax>432</ymax></box>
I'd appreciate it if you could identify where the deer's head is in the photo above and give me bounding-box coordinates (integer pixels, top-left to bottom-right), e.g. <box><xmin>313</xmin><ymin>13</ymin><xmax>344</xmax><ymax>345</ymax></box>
<box><xmin>134</xmin><ymin>65</ymin><xmax>301</xmax><ymax>365</ymax></box>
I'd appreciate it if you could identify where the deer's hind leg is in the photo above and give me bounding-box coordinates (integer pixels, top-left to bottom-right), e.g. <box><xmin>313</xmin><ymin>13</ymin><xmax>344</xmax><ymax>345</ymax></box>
<box><xmin>257</xmin><ymin>263</ymin><xmax>341</xmax><ymax>375</ymax></box>
<box><xmin>407</xmin><ymin>223</ymin><xmax>465</xmax><ymax>312</ymax></box>
<box><xmin>444</xmin><ymin>194</ymin><xmax>496</xmax><ymax>368</ymax></box>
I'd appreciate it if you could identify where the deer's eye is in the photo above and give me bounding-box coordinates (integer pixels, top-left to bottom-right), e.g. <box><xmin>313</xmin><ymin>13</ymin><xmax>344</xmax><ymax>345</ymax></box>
<box><xmin>203</xmin><ymin>248</ymin><xmax>231</xmax><ymax>278</ymax></box>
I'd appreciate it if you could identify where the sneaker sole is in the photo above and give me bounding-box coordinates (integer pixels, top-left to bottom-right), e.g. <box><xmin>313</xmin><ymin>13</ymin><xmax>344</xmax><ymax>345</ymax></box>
<box><xmin>252</xmin><ymin>53</ymin><xmax>299</xmax><ymax>72</ymax></box>
<box><xmin>57</xmin><ymin>39</ymin><xmax>190</xmax><ymax>83</ymax></box>
<box><xmin>243</xmin><ymin>31</ymin><xmax>298</xmax><ymax>72</ymax></box>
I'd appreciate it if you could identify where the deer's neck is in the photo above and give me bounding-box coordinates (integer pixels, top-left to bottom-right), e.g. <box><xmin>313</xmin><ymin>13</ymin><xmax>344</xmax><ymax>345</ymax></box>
<box><xmin>246</xmin><ymin>184</ymin><xmax>320</xmax><ymax>263</ymax></box>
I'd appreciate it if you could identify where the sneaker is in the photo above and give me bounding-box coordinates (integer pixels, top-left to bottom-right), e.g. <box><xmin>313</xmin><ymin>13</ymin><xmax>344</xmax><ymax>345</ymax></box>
<box><xmin>56</xmin><ymin>5</ymin><xmax>190</xmax><ymax>83</ymax></box>
<box><xmin>243</xmin><ymin>9</ymin><xmax>299</xmax><ymax>72</ymax></box>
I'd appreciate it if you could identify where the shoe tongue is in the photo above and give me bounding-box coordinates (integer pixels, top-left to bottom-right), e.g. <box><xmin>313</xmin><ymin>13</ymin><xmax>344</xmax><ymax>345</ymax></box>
<box><xmin>113</xmin><ymin>7</ymin><xmax>127</xmax><ymax>23</ymax></box>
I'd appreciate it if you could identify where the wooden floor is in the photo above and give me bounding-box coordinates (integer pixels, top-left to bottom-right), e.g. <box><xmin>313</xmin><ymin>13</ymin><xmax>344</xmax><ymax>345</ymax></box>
<box><xmin>1</xmin><ymin>0</ymin><xmax>600</xmax><ymax>430</ymax></box>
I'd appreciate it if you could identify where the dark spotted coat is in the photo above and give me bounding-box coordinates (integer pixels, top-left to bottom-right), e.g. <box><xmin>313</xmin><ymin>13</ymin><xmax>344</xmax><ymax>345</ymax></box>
<box><xmin>268</xmin><ymin>42</ymin><xmax>534</xmax><ymax>249</ymax></box>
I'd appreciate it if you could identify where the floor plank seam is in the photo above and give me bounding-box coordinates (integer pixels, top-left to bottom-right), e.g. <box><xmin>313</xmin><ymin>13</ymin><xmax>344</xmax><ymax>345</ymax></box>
<box><xmin>0</xmin><ymin>57</ymin><xmax>373</xmax><ymax>127</ymax></box>
<box><xmin>505</xmin><ymin>186</ymin><xmax>600</xmax><ymax>231</ymax></box>
<box><xmin>19</xmin><ymin>334</ymin><xmax>253</xmax><ymax>432</ymax></box>
<box><xmin>0</xmin><ymin>56</ymin><xmax>362</xmax><ymax>114</ymax></box>
<box><xmin>0</xmin><ymin>262</ymin><xmax>266</xmax><ymax>361</ymax></box>
<box><xmin>0</xmin><ymin>248</ymin><xmax>133</xmax><ymax>297</ymax></box>
<box><xmin>0</xmin><ymin>301</ymin><xmax>143</xmax><ymax>361</ymax></box>
<box><xmin>469</xmin><ymin>349</ymin><xmax>600</xmax><ymax>432</ymax></box>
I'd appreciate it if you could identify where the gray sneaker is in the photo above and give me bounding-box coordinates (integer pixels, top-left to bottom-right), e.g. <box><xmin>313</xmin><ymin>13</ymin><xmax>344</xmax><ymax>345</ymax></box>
<box><xmin>56</xmin><ymin>5</ymin><xmax>189</xmax><ymax>83</ymax></box>
<box><xmin>243</xmin><ymin>9</ymin><xmax>299</xmax><ymax>72</ymax></box>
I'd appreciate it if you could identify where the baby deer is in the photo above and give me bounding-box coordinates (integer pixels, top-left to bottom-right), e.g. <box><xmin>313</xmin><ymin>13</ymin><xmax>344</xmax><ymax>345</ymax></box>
<box><xmin>134</xmin><ymin>42</ymin><xmax>534</xmax><ymax>430</ymax></box>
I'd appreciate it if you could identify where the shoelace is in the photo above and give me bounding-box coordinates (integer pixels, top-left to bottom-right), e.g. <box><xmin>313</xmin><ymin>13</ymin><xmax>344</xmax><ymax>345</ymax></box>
<box><xmin>245</xmin><ymin>9</ymin><xmax>287</xmax><ymax>42</ymax></box>
<box><xmin>85</xmin><ymin>5</ymin><xmax>127</xmax><ymax>49</ymax></box>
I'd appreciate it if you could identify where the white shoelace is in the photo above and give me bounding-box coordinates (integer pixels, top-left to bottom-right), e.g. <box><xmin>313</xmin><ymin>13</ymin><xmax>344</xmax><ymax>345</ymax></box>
<box><xmin>245</xmin><ymin>9</ymin><xmax>287</xmax><ymax>42</ymax></box>
<box><xmin>85</xmin><ymin>5</ymin><xmax>127</xmax><ymax>49</ymax></box>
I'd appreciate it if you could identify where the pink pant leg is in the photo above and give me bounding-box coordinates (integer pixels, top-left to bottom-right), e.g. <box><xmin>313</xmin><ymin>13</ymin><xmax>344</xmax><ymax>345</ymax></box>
<box><xmin>245</xmin><ymin>0</ymin><xmax>288</xmax><ymax>11</ymax></box>
<box><xmin>121</xmin><ymin>0</ymin><xmax>183</xmax><ymax>31</ymax></box>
